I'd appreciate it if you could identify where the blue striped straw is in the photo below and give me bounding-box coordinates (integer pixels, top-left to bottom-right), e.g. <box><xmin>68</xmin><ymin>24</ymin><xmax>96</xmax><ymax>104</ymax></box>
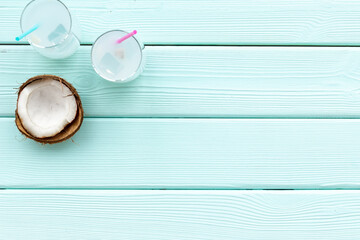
<box><xmin>15</xmin><ymin>24</ymin><xmax>40</xmax><ymax>41</ymax></box>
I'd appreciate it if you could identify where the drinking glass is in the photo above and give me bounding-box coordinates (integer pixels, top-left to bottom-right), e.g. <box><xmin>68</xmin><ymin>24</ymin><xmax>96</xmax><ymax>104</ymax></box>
<box><xmin>91</xmin><ymin>30</ymin><xmax>145</xmax><ymax>83</ymax></box>
<box><xmin>20</xmin><ymin>0</ymin><xmax>80</xmax><ymax>59</ymax></box>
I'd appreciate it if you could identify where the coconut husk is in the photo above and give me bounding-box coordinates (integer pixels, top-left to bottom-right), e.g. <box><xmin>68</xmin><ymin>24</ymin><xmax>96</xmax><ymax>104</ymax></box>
<box><xmin>15</xmin><ymin>74</ymin><xmax>84</xmax><ymax>144</ymax></box>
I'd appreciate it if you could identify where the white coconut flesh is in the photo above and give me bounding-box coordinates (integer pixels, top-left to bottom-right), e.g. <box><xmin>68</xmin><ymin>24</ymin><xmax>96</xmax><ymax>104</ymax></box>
<box><xmin>17</xmin><ymin>78</ymin><xmax>77</xmax><ymax>138</ymax></box>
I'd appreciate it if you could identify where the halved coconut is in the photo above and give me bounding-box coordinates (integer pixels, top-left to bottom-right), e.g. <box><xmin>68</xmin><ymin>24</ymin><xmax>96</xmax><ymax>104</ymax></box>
<box><xmin>15</xmin><ymin>75</ymin><xmax>84</xmax><ymax>144</ymax></box>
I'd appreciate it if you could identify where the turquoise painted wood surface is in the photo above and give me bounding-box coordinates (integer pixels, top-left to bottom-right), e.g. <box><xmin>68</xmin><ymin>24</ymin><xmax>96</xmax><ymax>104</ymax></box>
<box><xmin>1</xmin><ymin>190</ymin><xmax>360</xmax><ymax>239</ymax></box>
<box><xmin>2</xmin><ymin>0</ymin><xmax>360</xmax><ymax>238</ymax></box>
<box><xmin>2</xmin><ymin>118</ymin><xmax>360</xmax><ymax>189</ymax></box>
<box><xmin>3</xmin><ymin>0</ymin><xmax>360</xmax><ymax>45</ymax></box>
<box><xmin>2</xmin><ymin>45</ymin><xmax>360</xmax><ymax>117</ymax></box>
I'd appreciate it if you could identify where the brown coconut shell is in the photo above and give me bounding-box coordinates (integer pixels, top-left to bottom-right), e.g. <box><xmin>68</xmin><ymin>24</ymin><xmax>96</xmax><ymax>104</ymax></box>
<box><xmin>15</xmin><ymin>74</ymin><xmax>84</xmax><ymax>144</ymax></box>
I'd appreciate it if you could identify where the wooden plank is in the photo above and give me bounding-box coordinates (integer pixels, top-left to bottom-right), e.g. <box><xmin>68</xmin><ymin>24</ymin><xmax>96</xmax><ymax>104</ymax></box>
<box><xmin>2</xmin><ymin>118</ymin><xmax>360</xmax><ymax>189</ymax></box>
<box><xmin>1</xmin><ymin>190</ymin><xmax>360</xmax><ymax>239</ymax></box>
<box><xmin>3</xmin><ymin>0</ymin><xmax>360</xmax><ymax>45</ymax></box>
<box><xmin>2</xmin><ymin>45</ymin><xmax>360</xmax><ymax>117</ymax></box>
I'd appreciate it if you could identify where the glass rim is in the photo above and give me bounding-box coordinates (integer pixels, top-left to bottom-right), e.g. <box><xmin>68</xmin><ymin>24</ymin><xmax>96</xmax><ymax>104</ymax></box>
<box><xmin>91</xmin><ymin>29</ymin><xmax>144</xmax><ymax>82</ymax></box>
<box><xmin>20</xmin><ymin>0</ymin><xmax>73</xmax><ymax>49</ymax></box>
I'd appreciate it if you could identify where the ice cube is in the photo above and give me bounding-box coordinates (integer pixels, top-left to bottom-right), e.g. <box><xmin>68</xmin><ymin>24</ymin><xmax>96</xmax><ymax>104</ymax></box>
<box><xmin>115</xmin><ymin>48</ymin><xmax>125</xmax><ymax>59</ymax></box>
<box><xmin>48</xmin><ymin>24</ymin><xmax>67</xmax><ymax>43</ymax></box>
<box><xmin>99</xmin><ymin>53</ymin><xmax>123</xmax><ymax>75</ymax></box>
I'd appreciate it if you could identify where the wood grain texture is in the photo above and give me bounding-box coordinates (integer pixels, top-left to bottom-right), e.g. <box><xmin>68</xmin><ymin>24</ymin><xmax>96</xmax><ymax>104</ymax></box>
<box><xmin>3</xmin><ymin>0</ymin><xmax>360</xmax><ymax>45</ymax></box>
<box><xmin>1</xmin><ymin>190</ymin><xmax>360</xmax><ymax>239</ymax></box>
<box><xmin>2</xmin><ymin>45</ymin><xmax>360</xmax><ymax>117</ymax></box>
<box><xmin>2</xmin><ymin>118</ymin><xmax>360</xmax><ymax>189</ymax></box>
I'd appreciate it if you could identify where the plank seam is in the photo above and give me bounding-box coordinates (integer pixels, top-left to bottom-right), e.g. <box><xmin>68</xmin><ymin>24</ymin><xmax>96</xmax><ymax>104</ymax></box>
<box><xmin>3</xmin><ymin>43</ymin><xmax>360</xmax><ymax>47</ymax></box>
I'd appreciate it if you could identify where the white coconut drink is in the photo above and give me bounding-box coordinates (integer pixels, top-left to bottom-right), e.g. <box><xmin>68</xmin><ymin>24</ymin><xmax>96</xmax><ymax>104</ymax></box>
<box><xmin>15</xmin><ymin>75</ymin><xmax>83</xmax><ymax>144</ymax></box>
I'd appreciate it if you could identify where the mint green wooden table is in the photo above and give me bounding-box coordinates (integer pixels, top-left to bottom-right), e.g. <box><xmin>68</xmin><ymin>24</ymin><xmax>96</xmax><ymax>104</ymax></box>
<box><xmin>1</xmin><ymin>1</ymin><xmax>360</xmax><ymax>239</ymax></box>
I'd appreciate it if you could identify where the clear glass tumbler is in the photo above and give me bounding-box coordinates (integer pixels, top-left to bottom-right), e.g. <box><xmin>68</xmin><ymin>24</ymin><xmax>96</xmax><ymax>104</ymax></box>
<box><xmin>91</xmin><ymin>30</ymin><xmax>145</xmax><ymax>83</ymax></box>
<box><xmin>20</xmin><ymin>0</ymin><xmax>80</xmax><ymax>59</ymax></box>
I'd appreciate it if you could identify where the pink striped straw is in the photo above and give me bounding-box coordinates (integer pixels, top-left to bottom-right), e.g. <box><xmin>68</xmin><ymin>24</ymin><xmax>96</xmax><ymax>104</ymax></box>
<box><xmin>116</xmin><ymin>30</ymin><xmax>137</xmax><ymax>44</ymax></box>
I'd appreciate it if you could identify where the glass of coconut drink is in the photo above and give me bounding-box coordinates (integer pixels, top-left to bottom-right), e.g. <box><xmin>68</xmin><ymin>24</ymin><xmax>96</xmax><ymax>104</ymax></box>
<box><xmin>17</xmin><ymin>0</ymin><xmax>80</xmax><ymax>59</ymax></box>
<box><xmin>91</xmin><ymin>30</ymin><xmax>145</xmax><ymax>83</ymax></box>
